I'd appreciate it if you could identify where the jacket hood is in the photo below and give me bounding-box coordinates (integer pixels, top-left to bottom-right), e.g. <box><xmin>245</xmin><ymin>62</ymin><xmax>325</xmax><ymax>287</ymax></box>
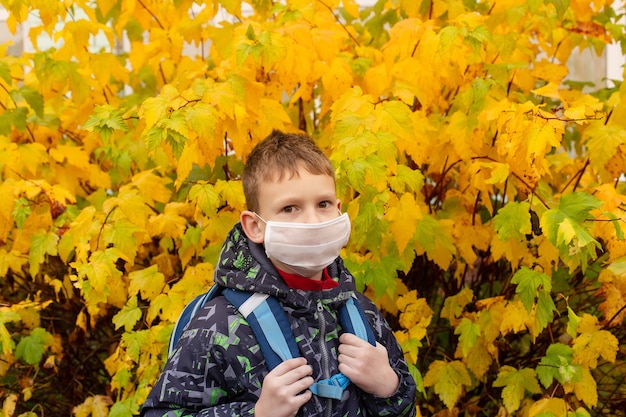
<box><xmin>213</xmin><ymin>223</ymin><xmax>358</xmax><ymax>309</ymax></box>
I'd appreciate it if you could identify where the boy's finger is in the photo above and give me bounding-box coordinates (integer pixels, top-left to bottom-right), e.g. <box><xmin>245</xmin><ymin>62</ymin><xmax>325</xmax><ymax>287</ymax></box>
<box><xmin>271</xmin><ymin>357</ymin><xmax>308</xmax><ymax>375</ymax></box>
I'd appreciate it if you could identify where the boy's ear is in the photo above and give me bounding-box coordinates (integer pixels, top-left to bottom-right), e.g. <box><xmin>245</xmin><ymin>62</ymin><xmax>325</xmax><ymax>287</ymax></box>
<box><xmin>240</xmin><ymin>211</ymin><xmax>265</xmax><ymax>243</ymax></box>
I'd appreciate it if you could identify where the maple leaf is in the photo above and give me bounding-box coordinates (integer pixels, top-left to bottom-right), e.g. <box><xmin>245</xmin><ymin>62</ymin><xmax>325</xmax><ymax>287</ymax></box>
<box><xmin>572</xmin><ymin>314</ymin><xmax>618</xmax><ymax>368</ymax></box>
<box><xmin>541</xmin><ymin>192</ymin><xmax>602</xmax><ymax>271</ymax></box>
<box><xmin>423</xmin><ymin>360</ymin><xmax>472</xmax><ymax>409</ymax></box>
<box><xmin>441</xmin><ymin>288</ymin><xmax>474</xmax><ymax>326</ymax></box>
<box><xmin>15</xmin><ymin>327</ymin><xmax>53</xmax><ymax>365</ymax></box>
<box><xmin>414</xmin><ymin>216</ymin><xmax>455</xmax><ymax>269</ymax></box>
<box><xmin>29</xmin><ymin>231</ymin><xmax>59</xmax><ymax>277</ymax></box>
<box><xmin>493</xmin><ymin>201</ymin><xmax>532</xmax><ymax>241</ymax></box>
<box><xmin>72</xmin><ymin>395</ymin><xmax>112</xmax><ymax>417</ymax></box>
<box><xmin>82</xmin><ymin>105</ymin><xmax>128</xmax><ymax>143</ymax></box>
<box><xmin>493</xmin><ymin>366</ymin><xmax>541</xmax><ymax>413</ymax></box>
<box><xmin>569</xmin><ymin>367</ymin><xmax>598</xmax><ymax>407</ymax></box>
<box><xmin>189</xmin><ymin>182</ymin><xmax>221</xmax><ymax>216</ymax></box>
<box><xmin>455</xmin><ymin>317</ymin><xmax>481</xmax><ymax>356</ymax></box>
<box><xmin>388</xmin><ymin>193</ymin><xmax>423</xmax><ymax>254</ymax></box>
<box><xmin>584</xmin><ymin>122</ymin><xmax>626</xmax><ymax>179</ymax></box>
<box><xmin>102</xmin><ymin>218</ymin><xmax>142</xmax><ymax>263</ymax></box>
<box><xmin>527</xmin><ymin>397</ymin><xmax>568</xmax><ymax>417</ymax></box>
<box><xmin>128</xmin><ymin>265</ymin><xmax>166</xmax><ymax>302</ymax></box>
<box><xmin>112</xmin><ymin>296</ymin><xmax>142</xmax><ymax>331</ymax></box>
<box><xmin>537</xmin><ymin>343</ymin><xmax>582</xmax><ymax>388</ymax></box>
<box><xmin>510</xmin><ymin>267</ymin><xmax>552</xmax><ymax>312</ymax></box>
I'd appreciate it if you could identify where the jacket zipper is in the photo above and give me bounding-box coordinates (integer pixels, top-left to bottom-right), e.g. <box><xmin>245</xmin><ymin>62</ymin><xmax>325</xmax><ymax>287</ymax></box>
<box><xmin>317</xmin><ymin>299</ymin><xmax>333</xmax><ymax>417</ymax></box>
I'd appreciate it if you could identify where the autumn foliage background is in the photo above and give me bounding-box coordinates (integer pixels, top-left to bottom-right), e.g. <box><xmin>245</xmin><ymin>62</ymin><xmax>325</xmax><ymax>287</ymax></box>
<box><xmin>1</xmin><ymin>0</ymin><xmax>626</xmax><ymax>416</ymax></box>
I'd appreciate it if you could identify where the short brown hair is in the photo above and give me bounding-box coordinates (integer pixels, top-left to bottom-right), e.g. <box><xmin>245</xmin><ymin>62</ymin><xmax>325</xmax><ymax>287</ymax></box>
<box><xmin>242</xmin><ymin>130</ymin><xmax>335</xmax><ymax>212</ymax></box>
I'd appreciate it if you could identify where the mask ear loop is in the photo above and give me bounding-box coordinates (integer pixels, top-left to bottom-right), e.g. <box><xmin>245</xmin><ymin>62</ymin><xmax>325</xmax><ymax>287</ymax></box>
<box><xmin>255</xmin><ymin>213</ymin><xmax>268</xmax><ymax>224</ymax></box>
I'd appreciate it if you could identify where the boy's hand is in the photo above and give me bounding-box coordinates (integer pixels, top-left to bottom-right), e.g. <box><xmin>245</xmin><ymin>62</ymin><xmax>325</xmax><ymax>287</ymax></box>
<box><xmin>255</xmin><ymin>358</ymin><xmax>313</xmax><ymax>417</ymax></box>
<box><xmin>337</xmin><ymin>333</ymin><xmax>400</xmax><ymax>397</ymax></box>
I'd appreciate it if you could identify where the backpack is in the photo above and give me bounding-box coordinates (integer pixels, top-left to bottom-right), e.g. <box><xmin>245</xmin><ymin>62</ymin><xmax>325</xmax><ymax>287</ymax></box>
<box><xmin>168</xmin><ymin>285</ymin><xmax>376</xmax><ymax>400</ymax></box>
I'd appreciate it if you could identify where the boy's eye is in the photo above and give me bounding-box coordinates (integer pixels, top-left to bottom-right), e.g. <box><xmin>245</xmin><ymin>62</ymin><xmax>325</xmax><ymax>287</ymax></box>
<box><xmin>282</xmin><ymin>206</ymin><xmax>295</xmax><ymax>213</ymax></box>
<box><xmin>318</xmin><ymin>201</ymin><xmax>331</xmax><ymax>209</ymax></box>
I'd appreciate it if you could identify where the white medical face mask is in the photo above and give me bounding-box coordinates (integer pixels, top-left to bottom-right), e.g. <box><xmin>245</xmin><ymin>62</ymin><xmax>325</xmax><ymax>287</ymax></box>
<box><xmin>256</xmin><ymin>212</ymin><xmax>351</xmax><ymax>277</ymax></box>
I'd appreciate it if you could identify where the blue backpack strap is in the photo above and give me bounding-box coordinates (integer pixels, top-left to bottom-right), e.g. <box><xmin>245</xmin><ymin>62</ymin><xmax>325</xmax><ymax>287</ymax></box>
<box><xmin>168</xmin><ymin>285</ymin><xmax>222</xmax><ymax>356</ymax></box>
<box><xmin>215</xmin><ymin>290</ymin><xmax>376</xmax><ymax>401</ymax></box>
<box><xmin>339</xmin><ymin>295</ymin><xmax>376</xmax><ymax>346</ymax></box>
<box><xmin>223</xmin><ymin>289</ymin><xmax>300</xmax><ymax>370</ymax></box>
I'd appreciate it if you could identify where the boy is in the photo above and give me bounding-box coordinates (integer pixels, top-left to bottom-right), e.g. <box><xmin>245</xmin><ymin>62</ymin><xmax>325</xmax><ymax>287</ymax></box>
<box><xmin>141</xmin><ymin>130</ymin><xmax>417</xmax><ymax>417</ymax></box>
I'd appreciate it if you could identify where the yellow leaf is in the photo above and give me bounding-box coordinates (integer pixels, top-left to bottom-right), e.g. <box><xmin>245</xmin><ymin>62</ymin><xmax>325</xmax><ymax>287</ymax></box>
<box><xmin>460</xmin><ymin>336</ymin><xmax>492</xmax><ymax>380</ymax></box>
<box><xmin>103</xmin><ymin>189</ymin><xmax>154</xmax><ymax>228</ymax></box>
<box><xmin>531</xmin><ymin>82</ymin><xmax>561</xmax><ymax>99</ymax></box>
<box><xmin>526</xmin><ymin>122</ymin><xmax>561</xmax><ymax>161</ymax></box>
<box><xmin>112</xmin><ymin>295</ymin><xmax>142</xmax><ymax>331</ymax></box>
<box><xmin>257</xmin><ymin>98</ymin><xmax>291</xmax><ymax>134</ymax></box>
<box><xmin>2</xmin><ymin>393</ymin><xmax>18</xmax><ymax>416</ymax></box>
<box><xmin>572</xmin><ymin>314</ymin><xmax>618</xmax><ymax>368</ymax></box>
<box><xmin>0</xmin><ymin>248</ymin><xmax>28</xmax><ymax>278</ymax></box>
<box><xmin>128</xmin><ymin>265</ymin><xmax>165</xmax><ymax>301</ymax></box>
<box><xmin>72</xmin><ymin>395</ymin><xmax>112</xmax><ymax>417</ymax></box>
<box><xmin>49</xmin><ymin>144</ymin><xmax>91</xmax><ymax>171</ymax></box>
<box><xmin>527</xmin><ymin>397</ymin><xmax>567</xmax><ymax>417</ymax></box>
<box><xmin>396</xmin><ymin>290</ymin><xmax>433</xmax><ymax>330</ymax></box>
<box><xmin>567</xmin><ymin>366</ymin><xmax>598</xmax><ymax>407</ymax></box>
<box><xmin>148</xmin><ymin>211</ymin><xmax>187</xmax><ymax>239</ymax></box>
<box><xmin>500</xmin><ymin>300</ymin><xmax>529</xmax><ymax>335</ymax></box>
<box><xmin>139</xmin><ymin>84</ymin><xmax>182</xmax><ymax>129</ymax></box>
<box><xmin>388</xmin><ymin>193</ymin><xmax>423</xmax><ymax>254</ymax></box>
<box><xmin>441</xmin><ymin>287</ymin><xmax>474</xmax><ymax>326</ymax></box>
<box><xmin>477</xmin><ymin>298</ymin><xmax>505</xmax><ymax>343</ymax></box>
<box><xmin>125</xmin><ymin>170</ymin><xmax>173</xmax><ymax>205</ymax></box>
<box><xmin>423</xmin><ymin>360</ymin><xmax>472</xmax><ymax>409</ymax></box>
<box><xmin>189</xmin><ymin>182</ymin><xmax>221</xmax><ymax>216</ymax></box>
<box><xmin>491</xmin><ymin>228</ymin><xmax>527</xmax><ymax>269</ymax></box>
<box><xmin>531</xmin><ymin>60</ymin><xmax>569</xmax><ymax>84</ymax></box>
<box><xmin>215</xmin><ymin>180</ymin><xmax>246</xmax><ymax>212</ymax></box>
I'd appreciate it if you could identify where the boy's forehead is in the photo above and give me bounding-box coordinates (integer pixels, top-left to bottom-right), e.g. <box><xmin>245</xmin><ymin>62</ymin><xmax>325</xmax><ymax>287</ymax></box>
<box><xmin>257</xmin><ymin>167</ymin><xmax>335</xmax><ymax>194</ymax></box>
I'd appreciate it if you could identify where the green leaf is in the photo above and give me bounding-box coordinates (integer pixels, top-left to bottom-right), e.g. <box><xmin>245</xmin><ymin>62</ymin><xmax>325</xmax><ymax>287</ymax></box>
<box><xmin>511</xmin><ymin>267</ymin><xmax>552</xmax><ymax>313</ymax></box>
<box><xmin>0</xmin><ymin>107</ymin><xmax>28</xmax><ymax>135</ymax></box>
<box><xmin>547</xmin><ymin>0</ymin><xmax>570</xmax><ymax>19</ymax></box>
<box><xmin>166</xmin><ymin>129</ymin><xmax>187</xmax><ymax>159</ymax></box>
<box><xmin>537</xmin><ymin>343</ymin><xmax>582</xmax><ymax>388</ymax></box>
<box><xmin>109</xmin><ymin>398</ymin><xmax>138</xmax><ymax>417</ymax></box>
<box><xmin>535</xmin><ymin>290</ymin><xmax>557</xmax><ymax>332</ymax></box>
<box><xmin>541</xmin><ymin>193</ymin><xmax>603</xmax><ymax>270</ymax></box>
<box><xmin>455</xmin><ymin>318</ymin><xmax>481</xmax><ymax>356</ymax></box>
<box><xmin>12</xmin><ymin>197</ymin><xmax>32</xmax><ymax>229</ymax></box>
<box><xmin>29</xmin><ymin>231</ymin><xmax>60</xmax><ymax>277</ymax></box>
<box><xmin>83</xmin><ymin>105</ymin><xmax>129</xmax><ymax>142</ymax></box>
<box><xmin>414</xmin><ymin>215</ymin><xmax>455</xmax><ymax>268</ymax></box>
<box><xmin>0</xmin><ymin>60</ymin><xmax>12</xmax><ymax>84</ymax></box>
<box><xmin>145</xmin><ymin>126</ymin><xmax>165</xmax><ymax>151</ymax></box>
<box><xmin>493</xmin><ymin>202</ymin><xmax>531</xmax><ymax>241</ymax></box>
<box><xmin>15</xmin><ymin>327</ymin><xmax>53</xmax><ymax>365</ymax></box>
<box><xmin>19</xmin><ymin>86</ymin><xmax>45</xmax><ymax>117</ymax></box>
<box><xmin>245</xmin><ymin>23</ymin><xmax>256</xmax><ymax>40</ymax></box>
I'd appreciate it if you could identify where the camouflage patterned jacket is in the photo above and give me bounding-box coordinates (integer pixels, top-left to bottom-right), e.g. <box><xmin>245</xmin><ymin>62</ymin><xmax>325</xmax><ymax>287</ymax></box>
<box><xmin>141</xmin><ymin>223</ymin><xmax>417</xmax><ymax>417</ymax></box>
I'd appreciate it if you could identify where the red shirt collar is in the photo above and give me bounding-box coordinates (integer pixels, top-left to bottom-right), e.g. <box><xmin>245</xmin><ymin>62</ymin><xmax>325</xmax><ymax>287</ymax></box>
<box><xmin>277</xmin><ymin>268</ymin><xmax>340</xmax><ymax>291</ymax></box>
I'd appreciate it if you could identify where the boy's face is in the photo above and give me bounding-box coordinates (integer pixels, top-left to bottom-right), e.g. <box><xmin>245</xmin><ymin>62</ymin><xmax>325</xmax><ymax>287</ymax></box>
<box><xmin>255</xmin><ymin>167</ymin><xmax>340</xmax><ymax>226</ymax></box>
<box><xmin>240</xmin><ymin>165</ymin><xmax>344</xmax><ymax>279</ymax></box>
